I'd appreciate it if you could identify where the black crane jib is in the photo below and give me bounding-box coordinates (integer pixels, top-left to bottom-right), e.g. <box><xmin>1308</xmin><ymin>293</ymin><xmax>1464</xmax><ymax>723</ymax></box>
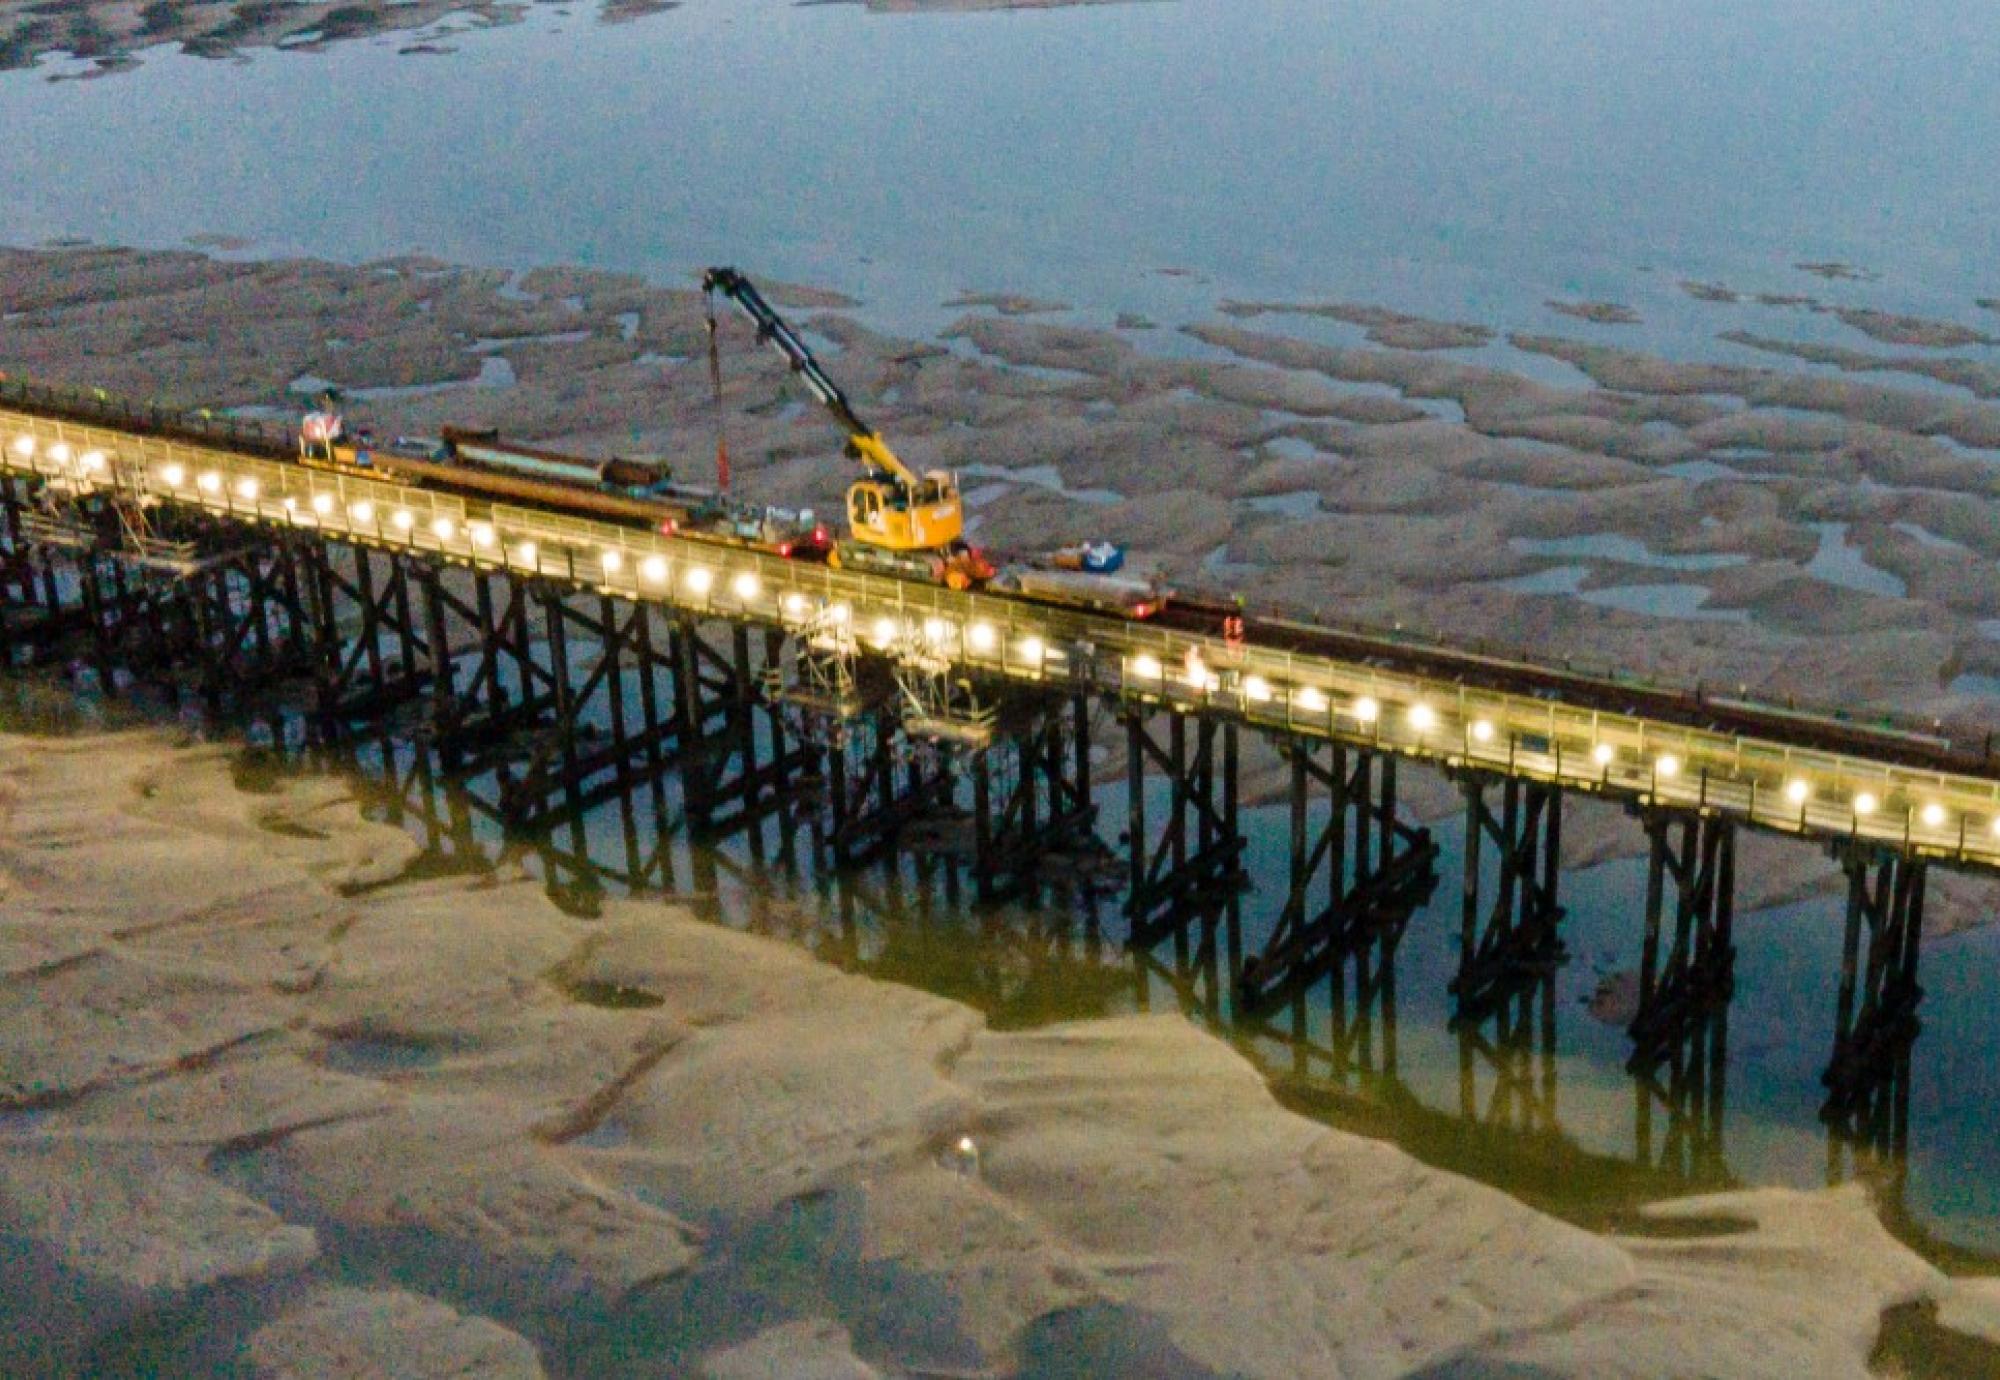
<box><xmin>702</xmin><ymin>266</ymin><xmax>873</xmax><ymax>445</ymax></box>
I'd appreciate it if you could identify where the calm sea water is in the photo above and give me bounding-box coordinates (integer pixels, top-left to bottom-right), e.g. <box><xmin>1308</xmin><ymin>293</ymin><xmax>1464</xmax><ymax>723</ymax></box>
<box><xmin>4</xmin><ymin>0</ymin><xmax>2000</xmax><ymax>348</ymax></box>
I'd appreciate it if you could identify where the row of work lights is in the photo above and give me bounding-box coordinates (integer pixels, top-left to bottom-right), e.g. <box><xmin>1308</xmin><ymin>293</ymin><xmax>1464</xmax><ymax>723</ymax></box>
<box><xmin>8</xmin><ymin>423</ymin><xmax>2000</xmax><ymax>860</ymax></box>
<box><xmin>135</xmin><ymin>449</ymin><xmax>1064</xmax><ymax>667</ymax></box>
<box><xmin>1120</xmin><ymin>644</ymin><xmax>2000</xmax><ymax>852</ymax></box>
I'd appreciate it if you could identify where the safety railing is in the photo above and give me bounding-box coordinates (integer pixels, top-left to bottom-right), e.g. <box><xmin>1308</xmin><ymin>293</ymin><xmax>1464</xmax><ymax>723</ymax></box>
<box><xmin>7</xmin><ymin>401</ymin><xmax>2000</xmax><ymax>869</ymax></box>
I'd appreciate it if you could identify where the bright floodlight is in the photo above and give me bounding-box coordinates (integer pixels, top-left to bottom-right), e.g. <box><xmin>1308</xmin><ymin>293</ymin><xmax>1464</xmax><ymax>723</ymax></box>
<box><xmin>684</xmin><ymin>566</ymin><xmax>713</xmax><ymax>595</ymax></box>
<box><xmin>782</xmin><ymin>591</ymin><xmax>808</xmax><ymax>618</ymax></box>
<box><xmin>1295</xmin><ymin>686</ymin><xmax>1329</xmax><ymax>713</ymax></box>
<box><xmin>311</xmin><ymin>492</ymin><xmax>334</xmax><ymax>516</ymax></box>
<box><xmin>1352</xmin><ymin>695</ymin><xmax>1378</xmax><ymax>723</ymax></box>
<box><xmin>1471</xmin><ymin>718</ymin><xmax>1495</xmax><ymax>743</ymax></box>
<box><xmin>1785</xmin><ymin>778</ymin><xmax>1810</xmax><ymax>805</ymax></box>
<box><xmin>1592</xmin><ymin>742</ymin><xmax>1615</xmax><ymax>766</ymax></box>
<box><xmin>161</xmin><ymin>463</ymin><xmax>186</xmax><ymax>487</ymax></box>
<box><xmin>1018</xmin><ymin>635</ymin><xmax>1045</xmax><ymax>665</ymax></box>
<box><xmin>391</xmin><ymin>509</ymin><xmax>415</xmax><ymax>531</ymax></box>
<box><xmin>601</xmin><ymin>548</ymin><xmax>624</xmax><ymax>573</ymax></box>
<box><xmin>234</xmin><ymin>476</ymin><xmax>259</xmax><ymax>500</ymax></box>
<box><xmin>197</xmin><ymin>471</ymin><xmax>222</xmax><ymax>494</ymax></box>
<box><xmin>1655</xmin><ymin>754</ymin><xmax>1681</xmax><ymax>780</ymax></box>
<box><xmin>870</xmin><ymin>616</ymin><xmax>899</xmax><ymax>648</ymax></box>
<box><xmin>1408</xmin><ymin>703</ymin><xmax>1437</xmax><ymax>733</ymax></box>
<box><xmin>1244</xmin><ymin>675</ymin><xmax>1273</xmax><ymax>702</ymax></box>
<box><xmin>431</xmin><ymin>517</ymin><xmax>455</xmax><ymax>541</ymax></box>
<box><xmin>516</xmin><ymin>540</ymin><xmax>539</xmax><ymax>564</ymax></box>
<box><xmin>470</xmin><ymin>521</ymin><xmax>496</xmax><ymax>548</ymax></box>
<box><xmin>641</xmin><ymin>554</ymin><xmax>669</xmax><ymax>583</ymax></box>
<box><xmin>46</xmin><ymin>442</ymin><xmax>69</xmax><ymax>464</ymax></box>
<box><xmin>826</xmin><ymin>601</ymin><xmax>851</xmax><ymax>626</ymax></box>
<box><xmin>968</xmin><ymin>622</ymin><xmax>997</xmax><ymax>654</ymax></box>
<box><xmin>922</xmin><ymin>616</ymin><xmax>951</xmax><ymax>644</ymax></box>
<box><xmin>732</xmin><ymin>570</ymin><xmax>761</xmax><ymax>601</ymax></box>
<box><xmin>79</xmin><ymin>450</ymin><xmax>105</xmax><ymax>473</ymax></box>
<box><xmin>351</xmin><ymin>500</ymin><xmax>375</xmax><ymax>523</ymax></box>
<box><xmin>1131</xmin><ymin>653</ymin><xmax>1164</xmax><ymax>680</ymax></box>
<box><xmin>1921</xmin><ymin>802</ymin><xmax>1947</xmax><ymax>829</ymax></box>
<box><xmin>9</xmin><ymin>435</ymin><xmax>33</xmax><ymax>458</ymax></box>
<box><xmin>1854</xmin><ymin>791</ymin><xmax>1879</xmax><ymax>816</ymax></box>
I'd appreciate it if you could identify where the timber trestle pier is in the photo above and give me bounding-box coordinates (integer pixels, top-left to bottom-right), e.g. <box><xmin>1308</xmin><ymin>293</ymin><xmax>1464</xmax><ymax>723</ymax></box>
<box><xmin>3</xmin><ymin>380</ymin><xmax>1997</xmax><ymax>1157</ymax></box>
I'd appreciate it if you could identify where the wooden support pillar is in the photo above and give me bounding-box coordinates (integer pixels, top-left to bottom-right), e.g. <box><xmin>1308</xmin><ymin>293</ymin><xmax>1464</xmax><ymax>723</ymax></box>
<box><xmin>1451</xmin><ymin>772</ymin><xmax>1566</xmax><ymax>1023</ymax></box>
<box><xmin>1124</xmin><ymin>710</ymin><xmax>1246</xmax><ymax>944</ymax></box>
<box><xmin>1628</xmin><ymin>810</ymin><xmax>1738</xmax><ymax>1072</ymax></box>
<box><xmin>1236</xmin><ymin>737</ymin><xmax>1437</xmax><ymax>1014</ymax></box>
<box><xmin>1822</xmin><ymin>843</ymin><xmax>1926</xmax><ymax>1146</ymax></box>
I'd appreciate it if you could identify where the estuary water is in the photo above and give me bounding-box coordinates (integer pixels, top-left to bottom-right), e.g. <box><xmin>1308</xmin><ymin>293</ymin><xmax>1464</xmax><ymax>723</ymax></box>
<box><xmin>3</xmin><ymin>0</ymin><xmax>2000</xmax><ymax>350</ymax></box>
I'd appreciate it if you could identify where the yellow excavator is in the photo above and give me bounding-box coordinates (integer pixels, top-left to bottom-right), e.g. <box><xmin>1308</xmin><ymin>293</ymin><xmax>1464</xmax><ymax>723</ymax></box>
<box><xmin>703</xmin><ymin>267</ymin><xmax>992</xmax><ymax>588</ymax></box>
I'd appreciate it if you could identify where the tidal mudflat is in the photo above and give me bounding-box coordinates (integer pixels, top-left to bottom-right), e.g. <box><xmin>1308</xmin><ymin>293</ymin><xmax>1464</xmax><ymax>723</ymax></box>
<box><xmin>6</xmin><ymin>729</ymin><xmax>2000</xmax><ymax>1376</ymax></box>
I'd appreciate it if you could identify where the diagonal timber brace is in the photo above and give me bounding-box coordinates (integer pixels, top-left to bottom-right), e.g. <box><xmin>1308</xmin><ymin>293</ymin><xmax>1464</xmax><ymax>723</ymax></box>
<box><xmin>1237</xmin><ymin>738</ymin><xmax>1438</xmax><ymax>1014</ymax></box>
<box><xmin>1451</xmin><ymin>772</ymin><xmax>1566</xmax><ymax>1022</ymax></box>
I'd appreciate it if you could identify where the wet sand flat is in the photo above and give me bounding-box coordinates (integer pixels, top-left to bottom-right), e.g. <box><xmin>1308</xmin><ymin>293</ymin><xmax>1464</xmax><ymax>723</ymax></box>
<box><xmin>2</xmin><ymin>728</ymin><xmax>1997</xmax><ymax>1374</ymax></box>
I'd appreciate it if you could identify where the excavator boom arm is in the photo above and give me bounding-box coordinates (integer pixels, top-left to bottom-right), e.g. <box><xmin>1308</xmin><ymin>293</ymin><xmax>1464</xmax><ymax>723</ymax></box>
<box><xmin>702</xmin><ymin>266</ymin><xmax>921</xmax><ymax>488</ymax></box>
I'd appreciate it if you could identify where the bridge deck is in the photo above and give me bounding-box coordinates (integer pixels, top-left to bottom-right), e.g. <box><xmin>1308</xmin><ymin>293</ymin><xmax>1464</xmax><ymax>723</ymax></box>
<box><xmin>7</xmin><ymin>395</ymin><xmax>2000</xmax><ymax>874</ymax></box>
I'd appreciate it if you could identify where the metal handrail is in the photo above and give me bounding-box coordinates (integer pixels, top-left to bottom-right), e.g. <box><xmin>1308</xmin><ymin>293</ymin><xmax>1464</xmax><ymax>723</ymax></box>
<box><xmin>6</xmin><ymin>400</ymin><xmax>2000</xmax><ymax>870</ymax></box>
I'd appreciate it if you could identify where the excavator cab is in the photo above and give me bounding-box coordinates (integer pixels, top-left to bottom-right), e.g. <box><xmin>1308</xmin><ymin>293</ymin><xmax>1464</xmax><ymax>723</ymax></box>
<box><xmin>846</xmin><ymin>469</ymin><xmax>964</xmax><ymax>552</ymax></box>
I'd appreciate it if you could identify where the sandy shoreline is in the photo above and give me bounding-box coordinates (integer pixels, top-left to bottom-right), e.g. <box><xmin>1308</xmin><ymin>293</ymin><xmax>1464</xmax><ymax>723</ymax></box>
<box><xmin>1</xmin><ymin>726</ymin><xmax>1997</xmax><ymax>1375</ymax></box>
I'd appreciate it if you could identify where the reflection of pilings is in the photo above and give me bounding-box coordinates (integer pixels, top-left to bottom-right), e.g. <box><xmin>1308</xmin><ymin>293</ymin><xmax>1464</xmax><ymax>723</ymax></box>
<box><xmin>1822</xmin><ymin>843</ymin><xmax>1926</xmax><ymax>1135</ymax></box>
<box><xmin>1451</xmin><ymin>772</ymin><xmax>1565</xmax><ymax>1021</ymax></box>
<box><xmin>1633</xmin><ymin>1000</ymin><xmax>1729</xmax><ymax>1189</ymax></box>
<box><xmin>1238</xmin><ymin>737</ymin><xmax>1438</xmax><ymax>1013</ymax></box>
<box><xmin>1238</xmin><ymin>901</ymin><xmax>1405</xmax><ymax>1095</ymax></box>
<box><xmin>1458</xmin><ymin>974</ymin><xmax>1559</xmax><ymax>1136</ymax></box>
<box><xmin>308</xmin><ymin>721</ymin><xmax>682</xmax><ymax>907</ymax></box>
<box><xmin>1131</xmin><ymin>894</ymin><xmax>1235</xmax><ymax>1030</ymax></box>
<box><xmin>1627</xmin><ymin>810</ymin><xmax>1737</xmax><ymax>1072</ymax></box>
<box><xmin>970</xmin><ymin>691</ymin><xmax>1097</xmax><ymax>902</ymax></box>
<box><xmin>1124</xmin><ymin>711</ymin><xmax>1246</xmax><ymax>944</ymax></box>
